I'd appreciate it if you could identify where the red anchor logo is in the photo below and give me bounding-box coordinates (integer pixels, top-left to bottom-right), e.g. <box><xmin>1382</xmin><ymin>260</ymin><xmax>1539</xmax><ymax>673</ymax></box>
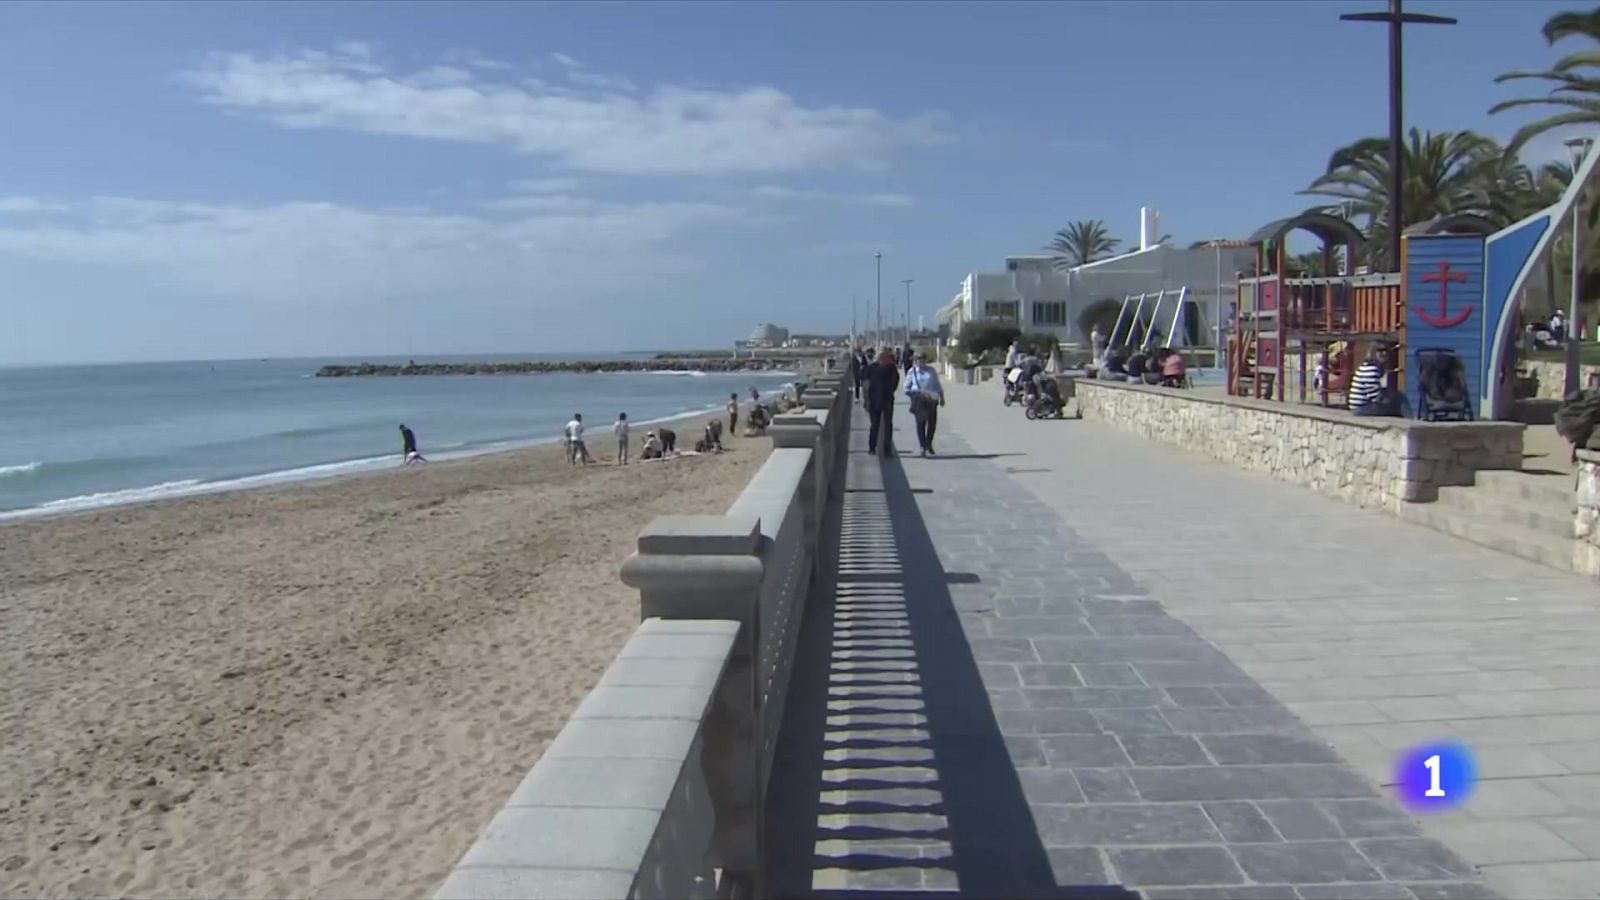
<box><xmin>1415</xmin><ymin>260</ymin><xmax>1472</xmax><ymax>328</ymax></box>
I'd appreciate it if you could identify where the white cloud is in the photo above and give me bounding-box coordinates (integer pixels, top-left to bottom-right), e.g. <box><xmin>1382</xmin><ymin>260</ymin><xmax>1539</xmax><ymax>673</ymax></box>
<box><xmin>0</xmin><ymin>195</ymin><xmax>748</xmax><ymax>303</ymax></box>
<box><xmin>0</xmin><ymin>196</ymin><xmax>69</xmax><ymax>214</ymax></box>
<box><xmin>569</xmin><ymin>70</ymin><xmax>638</xmax><ymax>92</ymax></box>
<box><xmin>511</xmin><ymin>177</ymin><xmax>580</xmax><ymax>194</ymax></box>
<box><xmin>182</xmin><ymin>46</ymin><xmax>949</xmax><ymax>176</ymax></box>
<box><xmin>793</xmin><ymin>240</ymin><xmax>894</xmax><ymax>257</ymax></box>
<box><xmin>551</xmin><ymin>52</ymin><xmax>580</xmax><ymax>68</ymax></box>
<box><xmin>484</xmin><ymin>193</ymin><xmax>599</xmax><ymax>213</ymax></box>
<box><xmin>752</xmin><ymin>185</ymin><xmax>915</xmax><ymax>207</ymax></box>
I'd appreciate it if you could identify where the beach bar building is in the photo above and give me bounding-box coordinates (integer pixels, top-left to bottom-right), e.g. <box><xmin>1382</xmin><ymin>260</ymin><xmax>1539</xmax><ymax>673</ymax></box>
<box><xmin>937</xmin><ymin>207</ymin><xmax>1254</xmax><ymax>349</ymax></box>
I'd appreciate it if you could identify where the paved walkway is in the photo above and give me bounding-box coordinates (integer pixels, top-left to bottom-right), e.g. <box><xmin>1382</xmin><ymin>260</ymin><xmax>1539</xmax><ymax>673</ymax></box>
<box><xmin>764</xmin><ymin>393</ymin><xmax>1556</xmax><ymax>898</ymax></box>
<box><xmin>935</xmin><ymin>383</ymin><xmax>1600</xmax><ymax>899</ymax></box>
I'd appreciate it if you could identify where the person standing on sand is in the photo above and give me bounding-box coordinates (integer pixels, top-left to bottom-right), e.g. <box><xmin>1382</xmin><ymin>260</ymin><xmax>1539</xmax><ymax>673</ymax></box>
<box><xmin>399</xmin><ymin>424</ymin><xmax>426</xmax><ymax>464</ymax></box>
<box><xmin>565</xmin><ymin>413</ymin><xmax>592</xmax><ymax>465</ymax></box>
<box><xmin>865</xmin><ymin>347</ymin><xmax>900</xmax><ymax>458</ymax></box>
<box><xmin>728</xmin><ymin>393</ymin><xmax>740</xmax><ymax>435</ymax></box>
<box><xmin>614</xmin><ymin>412</ymin><xmax>630</xmax><ymax>465</ymax></box>
<box><xmin>750</xmin><ymin>385</ymin><xmax>760</xmax><ymax>404</ymax></box>
<box><xmin>658</xmin><ymin>426</ymin><xmax>677</xmax><ymax>455</ymax></box>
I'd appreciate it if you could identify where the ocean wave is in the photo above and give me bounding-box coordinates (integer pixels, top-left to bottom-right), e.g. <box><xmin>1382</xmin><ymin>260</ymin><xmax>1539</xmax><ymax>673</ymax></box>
<box><xmin>0</xmin><ymin>461</ymin><xmax>41</xmax><ymax>478</ymax></box>
<box><xmin>18</xmin><ymin>480</ymin><xmax>205</xmax><ymax>517</ymax></box>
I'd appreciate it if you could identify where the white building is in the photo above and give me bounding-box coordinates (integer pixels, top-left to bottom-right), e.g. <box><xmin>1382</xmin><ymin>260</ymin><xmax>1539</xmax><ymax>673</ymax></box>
<box><xmin>937</xmin><ymin>208</ymin><xmax>1254</xmax><ymax>348</ymax></box>
<box><xmin>746</xmin><ymin>323</ymin><xmax>790</xmax><ymax>348</ymax></box>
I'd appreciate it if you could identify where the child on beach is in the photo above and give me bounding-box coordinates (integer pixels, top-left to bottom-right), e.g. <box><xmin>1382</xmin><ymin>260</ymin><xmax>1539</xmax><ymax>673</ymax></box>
<box><xmin>614</xmin><ymin>412</ymin><xmax>630</xmax><ymax>464</ymax></box>
<box><xmin>565</xmin><ymin>413</ymin><xmax>592</xmax><ymax>465</ymax></box>
<box><xmin>398</xmin><ymin>424</ymin><xmax>426</xmax><ymax>465</ymax></box>
<box><xmin>727</xmin><ymin>393</ymin><xmax>739</xmax><ymax>435</ymax></box>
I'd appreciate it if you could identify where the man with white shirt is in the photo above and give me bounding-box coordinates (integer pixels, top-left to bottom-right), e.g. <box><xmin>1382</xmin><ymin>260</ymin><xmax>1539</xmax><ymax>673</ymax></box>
<box><xmin>564</xmin><ymin>413</ymin><xmax>592</xmax><ymax>465</ymax></box>
<box><xmin>904</xmin><ymin>353</ymin><xmax>945</xmax><ymax>457</ymax></box>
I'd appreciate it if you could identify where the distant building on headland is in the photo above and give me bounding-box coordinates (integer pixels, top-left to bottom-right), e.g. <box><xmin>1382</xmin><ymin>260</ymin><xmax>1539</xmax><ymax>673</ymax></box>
<box><xmin>746</xmin><ymin>323</ymin><xmax>790</xmax><ymax>348</ymax></box>
<box><xmin>735</xmin><ymin>325</ymin><xmax>848</xmax><ymax>350</ymax></box>
<box><xmin>936</xmin><ymin>206</ymin><xmax>1253</xmax><ymax>348</ymax></box>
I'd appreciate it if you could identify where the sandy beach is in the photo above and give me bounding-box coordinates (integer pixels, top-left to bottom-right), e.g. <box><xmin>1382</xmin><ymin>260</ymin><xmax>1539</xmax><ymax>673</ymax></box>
<box><xmin>1</xmin><ymin>412</ymin><xmax>768</xmax><ymax>898</ymax></box>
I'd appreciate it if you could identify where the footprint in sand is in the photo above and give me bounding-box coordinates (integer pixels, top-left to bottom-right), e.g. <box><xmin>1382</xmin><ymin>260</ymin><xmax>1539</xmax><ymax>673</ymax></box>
<box><xmin>350</xmin><ymin>820</ymin><xmax>371</xmax><ymax>838</ymax></box>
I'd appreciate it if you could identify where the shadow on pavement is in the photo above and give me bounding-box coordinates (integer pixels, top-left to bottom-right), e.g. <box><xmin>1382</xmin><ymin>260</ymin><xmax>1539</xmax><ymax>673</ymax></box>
<box><xmin>764</xmin><ymin>425</ymin><xmax>1138</xmax><ymax>899</ymax></box>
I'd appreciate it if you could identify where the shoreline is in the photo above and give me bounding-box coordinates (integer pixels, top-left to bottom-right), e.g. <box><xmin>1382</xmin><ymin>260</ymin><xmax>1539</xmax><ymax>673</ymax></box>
<box><xmin>0</xmin><ymin>400</ymin><xmax>772</xmax><ymax>525</ymax></box>
<box><xmin>2</xmin><ymin>405</ymin><xmax>774</xmax><ymax>898</ymax></box>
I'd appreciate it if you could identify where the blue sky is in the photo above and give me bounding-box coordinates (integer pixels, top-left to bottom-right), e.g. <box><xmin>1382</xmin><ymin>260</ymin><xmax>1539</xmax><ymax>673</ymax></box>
<box><xmin>0</xmin><ymin>0</ymin><xmax>1582</xmax><ymax>364</ymax></box>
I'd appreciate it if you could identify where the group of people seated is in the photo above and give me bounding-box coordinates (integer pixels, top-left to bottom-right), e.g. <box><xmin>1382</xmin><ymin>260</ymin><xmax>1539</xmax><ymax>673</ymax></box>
<box><xmin>1092</xmin><ymin>345</ymin><xmax>1188</xmax><ymax>388</ymax></box>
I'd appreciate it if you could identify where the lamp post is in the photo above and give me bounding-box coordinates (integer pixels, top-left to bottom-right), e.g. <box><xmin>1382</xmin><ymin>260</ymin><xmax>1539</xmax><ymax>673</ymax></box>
<box><xmin>874</xmin><ymin>252</ymin><xmax>883</xmax><ymax>347</ymax></box>
<box><xmin>1340</xmin><ymin>0</ymin><xmax>1456</xmax><ymax>272</ymax></box>
<box><xmin>1565</xmin><ymin>137</ymin><xmax>1593</xmax><ymax>396</ymax></box>
<box><xmin>902</xmin><ymin>279</ymin><xmax>914</xmax><ymax>348</ymax></box>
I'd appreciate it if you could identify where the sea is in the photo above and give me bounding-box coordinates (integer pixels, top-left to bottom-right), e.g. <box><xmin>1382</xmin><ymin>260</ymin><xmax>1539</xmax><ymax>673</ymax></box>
<box><xmin>0</xmin><ymin>354</ymin><xmax>805</xmax><ymax>520</ymax></box>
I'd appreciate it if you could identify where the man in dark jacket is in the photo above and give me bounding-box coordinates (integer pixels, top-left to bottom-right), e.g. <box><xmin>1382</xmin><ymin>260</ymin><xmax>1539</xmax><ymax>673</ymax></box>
<box><xmin>865</xmin><ymin>347</ymin><xmax>900</xmax><ymax>457</ymax></box>
<box><xmin>851</xmin><ymin>349</ymin><xmax>866</xmax><ymax>403</ymax></box>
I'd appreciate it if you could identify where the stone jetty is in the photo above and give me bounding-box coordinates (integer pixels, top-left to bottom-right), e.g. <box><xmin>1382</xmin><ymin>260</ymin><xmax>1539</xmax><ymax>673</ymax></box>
<box><xmin>314</xmin><ymin>358</ymin><xmax>805</xmax><ymax>377</ymax></box>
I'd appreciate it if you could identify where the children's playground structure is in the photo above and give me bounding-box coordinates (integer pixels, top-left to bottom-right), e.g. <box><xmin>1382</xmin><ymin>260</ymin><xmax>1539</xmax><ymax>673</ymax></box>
<box><xmin>1223</xmin><ymin>149</ymin><xmax>1600</xmax><ymax>421</ymax></box>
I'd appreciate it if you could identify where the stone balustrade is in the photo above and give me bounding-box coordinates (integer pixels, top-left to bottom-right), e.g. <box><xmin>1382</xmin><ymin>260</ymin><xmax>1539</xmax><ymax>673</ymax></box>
<box><xmin>435</xmin><ymin>366</ymin><xmax>851</xmax><ymax>900</ymax></box>
<box><xmin>1074</xmin><ymin>379</ymin><xmax>1524</xmax><ymax>511</ymax></box>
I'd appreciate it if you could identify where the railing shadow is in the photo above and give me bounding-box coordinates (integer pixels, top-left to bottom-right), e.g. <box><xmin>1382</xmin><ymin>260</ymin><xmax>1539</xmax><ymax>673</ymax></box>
<box><xmin>764</xmin><ymin>412</ymin><xmax>1137</xmax><ymax>899</ymax></box>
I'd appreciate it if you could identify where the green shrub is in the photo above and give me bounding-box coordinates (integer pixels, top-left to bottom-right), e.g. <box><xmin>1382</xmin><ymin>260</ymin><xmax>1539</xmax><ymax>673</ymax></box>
<box><xmin>947</xmin><ymin>345</ymin><xmax>972</xmax><ymax>367</ymax></box>
<box><xmin>958</xmin><ymin>322</ymin><xmax>1020</xmax><ymax>358</ymax></box>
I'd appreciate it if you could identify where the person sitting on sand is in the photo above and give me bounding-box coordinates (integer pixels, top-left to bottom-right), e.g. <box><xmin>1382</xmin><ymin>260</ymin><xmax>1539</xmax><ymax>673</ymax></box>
<box><xmin>399</xmin><ymin>424</ymin><xmax>426</xmax><ymax>465</ymax></box>
<box><xmin>642</xmin><ymin>431</ymin><xmax>664</xmax><ymax>460</ymax></box>
<box><xmin>614</xmin><ymin>412</ymin><xmax>630</xmax><ymax>465</ymax></box>
<box><xmin>746</xmin><ymin>404</ymin><xmax>772</xmax><ymax>435</ymax></box>
<box><xmin>564</xmin><ymin>413</ymin><xmax>592</xmax><ymax>465</ymax></box>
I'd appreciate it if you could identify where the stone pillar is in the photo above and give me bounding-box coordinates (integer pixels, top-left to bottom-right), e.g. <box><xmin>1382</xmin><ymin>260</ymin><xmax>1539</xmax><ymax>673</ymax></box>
<box><xmin>770</xmin><ymin>415</ymin><xmax>824</xmax><ymax>556</ymax></box>
<box><xmin>619</xmin><ymin>515</ymin><xmax>765</xmax><ymax>889</ymax></box>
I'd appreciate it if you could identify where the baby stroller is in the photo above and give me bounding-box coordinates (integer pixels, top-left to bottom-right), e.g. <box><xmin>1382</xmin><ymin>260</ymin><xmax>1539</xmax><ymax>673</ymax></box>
<box><xmin>1002</xmin><ymin>368</ymin><xmax>1026</xmax><ymax>406</ymax></box>
<box><xmin>1415</xmin><ymin>349</ymin><xmax>1473</xmax><ymax>422</ymax></box>
<box><xmin>1025</xmin><ymin>376</ymin><xmax>1066</xmax><ymax>419</ymax></box>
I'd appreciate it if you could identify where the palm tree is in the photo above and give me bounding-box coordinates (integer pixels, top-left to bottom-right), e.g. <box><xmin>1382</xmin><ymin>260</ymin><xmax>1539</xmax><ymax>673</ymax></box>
<box><xmin>1048</xmin><ymin>220</ymin><xmax>1121</xmax><ymax>271</ymax></box>
<box><xmin>1490</xmin><ymin>8</ymin><xmax>1600</xmax><ymax>155</ymax></box>
<box><xmin>1301</xmin><ymin>128</ymin><xmax>1503</xmax><ymax>270</ymax></box>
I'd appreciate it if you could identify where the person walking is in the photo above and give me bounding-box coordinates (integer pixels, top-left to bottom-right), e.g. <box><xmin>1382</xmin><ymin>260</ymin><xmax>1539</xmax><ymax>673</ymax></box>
<box><xmin>398</xmin><ymin>424</ymin><xmax>426</xmax><ymax>464</ymax></box>
<box><xmin>865</xmin><ymin>347</ymin><xmax>900</xmax><ymax>458</ymax></box>
<box><xmin>565</xmin><ymin>413</ymin><xmax>592</xmax><ymax>465</ymax></box>
<box><xmin>613</xmin><ymin>412</ymin><xmax>630</xmax><ymax>465</ymax></box>
<box><xmin>851</xmin><ymin>350</ymin><xmax>864</xmax><ymax>404</ymax></box>
<box><xmin>727</xmin><ymin>393</ymin><xmax>740</xmax><ymax>435</ymax></box>
<box><xmin>904</xmin><ymin>352</ymin><xmax>945</xmax><ymax>457</ymax></box>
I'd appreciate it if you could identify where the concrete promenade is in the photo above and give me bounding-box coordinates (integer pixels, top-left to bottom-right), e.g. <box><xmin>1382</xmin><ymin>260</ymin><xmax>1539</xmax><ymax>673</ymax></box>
<box><xmin>765</xmin><ymin>383</ymin><xmax>1600</xmax><ymax>899</ymax></box>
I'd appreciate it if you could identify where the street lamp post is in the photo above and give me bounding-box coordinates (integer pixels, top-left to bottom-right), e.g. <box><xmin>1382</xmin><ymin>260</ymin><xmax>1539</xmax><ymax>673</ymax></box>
<box><xmin>875</xmin><ymin>252</ymin><xmax>883</xmax><ymax>347</ymax></box>
<box><xmin>1566</xmin><ymin>137</ymin><xmax>1593</xmax><ymax>396</ymax></box>
<box><xmin>902</xmin><ymin>279</ymin><xmax>914</xmax><ymax>348</ymax></box>
<box><xmin>1340</xmin><ymin>0</ymin><xmax>1456</xmax><ymax>272</ymax></box>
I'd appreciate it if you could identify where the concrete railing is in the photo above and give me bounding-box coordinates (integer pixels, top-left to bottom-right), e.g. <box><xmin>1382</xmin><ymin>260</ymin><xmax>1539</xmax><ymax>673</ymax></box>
<box><xmin>436</xmin><ymin>372</ymin><xmax>850</xmax><ymax>900</ymax></box>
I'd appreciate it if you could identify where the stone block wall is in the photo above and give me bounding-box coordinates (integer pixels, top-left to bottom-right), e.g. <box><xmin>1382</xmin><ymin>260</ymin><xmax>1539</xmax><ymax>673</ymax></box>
<box><xmin>1521</xmin><ymin>360</ymin><xmax>1600</xmax><ymax>400</ymax></box>
<box><xmin>1576</xmin><ymin>450</ymin><xmax>1600</xmax><ymax>577</ymax></box>
<box><xmin>1074</xmin><ymin>380</ymin><xmax>1524</xmax><ymax>512</ymax></box>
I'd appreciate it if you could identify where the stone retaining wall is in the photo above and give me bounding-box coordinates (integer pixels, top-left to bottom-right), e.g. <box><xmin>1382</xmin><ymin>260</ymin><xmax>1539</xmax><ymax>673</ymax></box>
<box><xmin>1521</xmin><ymin>360</ymin><xmax>1600</xmax><ymax>400</ymax></box>
<box><xmin>1576</xmin><ymin>450</ymin><xmax>1600</xmax><ymax>577</ymax></box>
<box><xmin>1075</xmin><ymin>379</ymin><xmax>1525</xmax><ymax>512</ymax></box>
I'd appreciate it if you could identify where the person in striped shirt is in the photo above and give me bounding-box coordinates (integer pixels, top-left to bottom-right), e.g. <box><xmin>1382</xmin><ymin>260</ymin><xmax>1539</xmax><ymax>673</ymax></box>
<box><xmin>1349</xmin><ymin>347</ymin><xmax>1393</xmax><ymax>416</ymax></box>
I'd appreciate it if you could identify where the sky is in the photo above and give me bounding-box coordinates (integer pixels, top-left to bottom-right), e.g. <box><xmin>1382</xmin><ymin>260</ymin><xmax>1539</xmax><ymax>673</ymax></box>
<box><xmin>0</xmin><ymin>0</ymin><xmax>1586</xmax><ymax>364</ymax></box>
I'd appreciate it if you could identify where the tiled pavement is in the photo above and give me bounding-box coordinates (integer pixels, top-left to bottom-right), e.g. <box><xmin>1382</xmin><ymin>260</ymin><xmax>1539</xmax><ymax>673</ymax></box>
<box><xmin>764</xmin><ymin>400</ymin><xmax>1497</xmax><ymax>899</ymax></box>
<box><xmin>933</xmin><ymin>383</ymin><xmax>1600</xmax><ymax>900</ymax></box>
